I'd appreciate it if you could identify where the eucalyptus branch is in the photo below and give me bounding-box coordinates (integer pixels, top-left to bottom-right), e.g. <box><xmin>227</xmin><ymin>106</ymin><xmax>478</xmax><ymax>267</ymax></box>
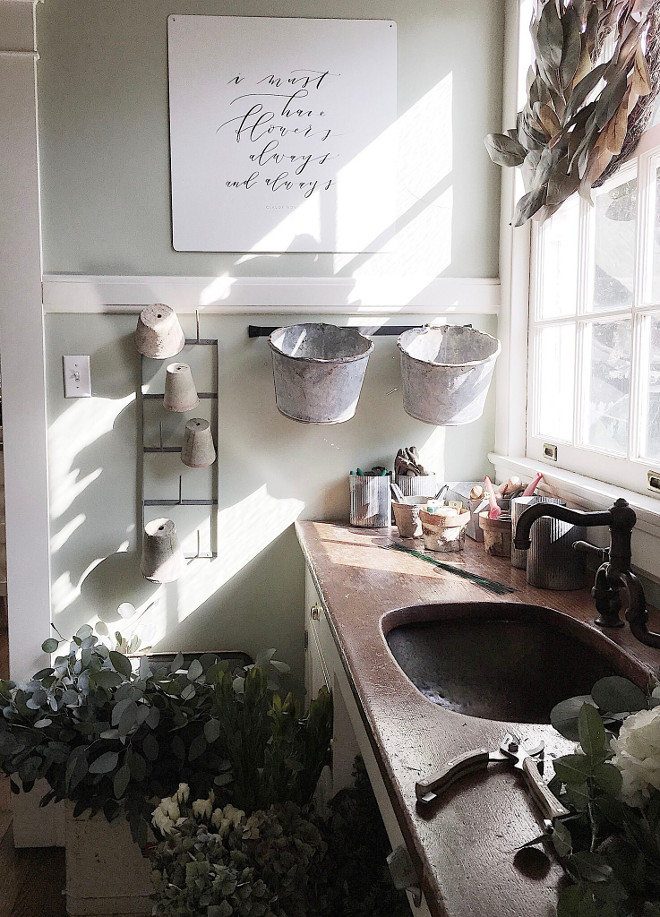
<box><xmin>485</xmin><ymin>0</ymin><xmax>660</xmax><ymax>225</ymax></box>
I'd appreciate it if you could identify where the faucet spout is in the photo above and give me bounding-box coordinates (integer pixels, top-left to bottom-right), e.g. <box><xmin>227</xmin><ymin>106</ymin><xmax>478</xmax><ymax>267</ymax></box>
<box><xmin>513</xmin><ymin>497</ymin><xmax>655</xmax><ymax>645</ymax></box>
<box><xmin>512</xmin><ymin>502</ymin><xmax>612</xmax><ymax>551</ymax></box>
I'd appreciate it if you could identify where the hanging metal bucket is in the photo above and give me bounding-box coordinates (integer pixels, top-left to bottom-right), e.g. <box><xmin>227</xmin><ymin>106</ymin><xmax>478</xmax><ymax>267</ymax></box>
<box><xmin>268</xmin><ymin>323</ymin><xmax>374</xmax><ymax>424</ymax></box>
<box><xmin>397</xmin><ymin>325</ymin><xmax>500</xmax><ymax>425</ymax></box>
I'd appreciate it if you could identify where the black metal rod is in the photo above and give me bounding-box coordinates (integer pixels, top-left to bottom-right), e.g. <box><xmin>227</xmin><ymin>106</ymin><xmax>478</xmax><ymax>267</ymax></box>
<box><xmin>143</xmin><ymin>447</ymin><xmax>182</xmax><ymax>453</ymax></box>
<box><xmin>143</xmin><ymin>499</ymin><xmax>218</xmax><ymax>506</ymax></box>
<box><xmin>142</xmin><ymin>392</ymin><xmax>217</xmax><ymax>400</ymax></box>
<box><xmin>248</xmin><ymin>324</ymin><xmax>424</xmax><ymax>338</ymax></box>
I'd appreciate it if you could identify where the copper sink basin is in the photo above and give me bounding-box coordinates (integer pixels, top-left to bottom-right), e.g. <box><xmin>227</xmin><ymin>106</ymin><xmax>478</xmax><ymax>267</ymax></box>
<box><xmin>384</xmin><ymin>602</ymin><xmax>647</xmax><ymax>724</ymax></box>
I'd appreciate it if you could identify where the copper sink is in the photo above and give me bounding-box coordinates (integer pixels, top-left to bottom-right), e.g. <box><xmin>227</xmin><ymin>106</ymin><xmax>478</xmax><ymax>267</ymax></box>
<box><xmin>384</xmin><ymin>602</ymin><xmax>648</xmax><ymax>724</ymax></box>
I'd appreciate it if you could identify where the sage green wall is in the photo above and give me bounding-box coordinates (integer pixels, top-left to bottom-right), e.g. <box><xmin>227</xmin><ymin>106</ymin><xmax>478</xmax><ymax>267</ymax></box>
<box><xmin>37</xmin><ymin>0</ymin><xmax>504</xmax><ymax>277</ymax></box>
<box><xmin>45</xmin><ymin>312</ymin><xmax>497</xmax><ymax>683</ymax></box>
<box><xmin>37</xmin><ymin>1</ymin><xmax>505</xmax><ymax>684</ymax></box>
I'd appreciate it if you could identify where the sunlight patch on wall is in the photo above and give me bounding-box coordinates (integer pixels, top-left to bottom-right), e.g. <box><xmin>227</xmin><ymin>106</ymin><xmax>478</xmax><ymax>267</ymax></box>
<box><xmin>334</xmin><ymin>73</ymin><xmax>453</xmax><ymax>290</ymax></box>
<box><xmin>50</xmin><ymin>513</ymin><xmax>86</xmax><ymax>554</ymax></box>
<box><xmin>417</xmin><ymin>426</ymin><xmax>448</xmax><ymax>484</ymax></box>
<box><xmin>175</xmin><ymin>486</ymin><xmax>304</xmax><ymax>625</ymax></box>
<box><xmin>49</xmin><ymin>394</ymin><xmax>135</xmax><ymax>521</ymax></box>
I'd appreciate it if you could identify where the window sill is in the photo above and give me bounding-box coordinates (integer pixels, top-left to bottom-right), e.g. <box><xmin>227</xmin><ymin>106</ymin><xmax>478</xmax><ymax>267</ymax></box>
<box><xmin>489</xmin><ymin>453</ymin><xmax>660</xmax><ymax>585</ymax></box>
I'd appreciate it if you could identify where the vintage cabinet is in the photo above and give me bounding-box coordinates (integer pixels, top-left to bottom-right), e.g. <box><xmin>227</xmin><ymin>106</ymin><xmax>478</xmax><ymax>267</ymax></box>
<box><xmin>304</xmin><ymin>568</ymin><xmax>432</xmax><ymax>916</ymax></box>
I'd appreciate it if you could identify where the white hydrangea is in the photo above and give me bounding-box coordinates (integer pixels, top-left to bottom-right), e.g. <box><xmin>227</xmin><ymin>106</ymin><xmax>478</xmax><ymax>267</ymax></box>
<box><xmin>223</xmin><ymin>804</ymin><xmax>244</xmax><ymax>829</ymax></box>
<box><xmin>610</xmin><ymin>706</ymin><xmax>660</xmax><ymax>806</ymax></box>
<box><xmin>211</xmin><ymin>803</ymin><xmax>245</xmax><ymax>836</ymax></box>
<box><xmin>159</xmin><ymin>797</ymin><xmax>180</xmax><ymax>822</ymax></box>
<box><xmin>192</xmin><ymin>796</ymin><xmax>213</xmax><ymax>820</ymax></box>
<box><xmin>175</xmin><ymin>783</ymin><xmax>189</xmax><ymax>804</ymax></box>
<box><xmin>152</xmin><ymin>805</ymin><xmax>174</xmax><ymax>835</ymax></box>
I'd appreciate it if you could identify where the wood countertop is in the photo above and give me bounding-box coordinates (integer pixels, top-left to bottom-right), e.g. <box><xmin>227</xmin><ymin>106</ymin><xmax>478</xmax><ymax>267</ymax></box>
<box><xmin>295</xmin><ymin>521</ymin><xmax>660</xmax><ymax>917</ymax></box>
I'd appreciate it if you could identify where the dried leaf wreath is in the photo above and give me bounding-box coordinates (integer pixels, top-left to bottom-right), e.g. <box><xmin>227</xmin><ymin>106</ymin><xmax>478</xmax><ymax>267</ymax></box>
<box><xmin>485</xmin><ymin>0</ymin><xmax>660</xmax><ymax>226</ymax></box>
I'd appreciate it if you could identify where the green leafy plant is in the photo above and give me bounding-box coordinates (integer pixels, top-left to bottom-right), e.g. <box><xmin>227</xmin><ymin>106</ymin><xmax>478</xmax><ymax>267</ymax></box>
<box><xmin>151</xmin><ymin>797</ymin><xmax>326</xmax><ymax>917</ymax></box>
<box><xmin>150</xmin><ymin>759</ymin><xmax>410</xmax><ymax>917</ymax></box>
<box><xmin>485</xmin><ymin>0</ymin><xmax>659</xmax><ymax>226</ymax></box>
<box><xmin>525</xmin><ymin>675</ymin><xmax>660</xmax><ymax>915</ymax></box>
<box><xmin>0</xmin><ymin>626</ymin><xmax>332</xmax><ymax>847</ymax></box>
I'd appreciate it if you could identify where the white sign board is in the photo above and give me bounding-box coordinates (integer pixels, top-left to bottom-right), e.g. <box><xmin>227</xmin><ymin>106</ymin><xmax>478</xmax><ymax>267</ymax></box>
<box><xmin>167</xmin><ymin>16</ymin><xmax>397</xmax><ymax>253</ymax></box>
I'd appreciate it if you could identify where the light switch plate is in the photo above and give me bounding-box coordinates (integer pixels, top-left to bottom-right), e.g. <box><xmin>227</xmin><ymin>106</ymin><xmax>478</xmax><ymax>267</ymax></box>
<box><xmin>63</xmin><ymin>355</ymin><xmax>92</xmax><ymax>398</ymax></box>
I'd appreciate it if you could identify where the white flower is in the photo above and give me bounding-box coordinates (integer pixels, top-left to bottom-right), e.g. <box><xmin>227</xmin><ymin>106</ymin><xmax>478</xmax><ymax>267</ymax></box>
<box><xmin>152</xmin><ymin>806</ymin><xmax>174</xmax><ymax>835</ymax></box>
<box><xmin>175</xmin><ymin>783</ymin><xmax>189</xmax><ymax>804</ymax></box>
<box><xmin>192</xmin><ymin>796</ymin><xmax>213</xmax><ymax>820</ymax></box>
<box><xmin>211</xmin><ymin>803</ymin><xmax>245</xmax><ymax>836</ymax></box>
<box><xmin>211</xmin><ymin>807</ymin><xmax>226</xmax><ymax>830</ymax></box>
<box><xmin>610</xmin><ymin>706</ymin><xmax>660</xmax><ymax>806</ymax></box>
<box><xmin>160</xmin><ymin>797</ymin><xmax>180</xmax><ymax>822</ymax></box>
<box><xmin>223</xmin><ymin>804</ymin><xmax>244</xmax><ymax>829</ymax></box>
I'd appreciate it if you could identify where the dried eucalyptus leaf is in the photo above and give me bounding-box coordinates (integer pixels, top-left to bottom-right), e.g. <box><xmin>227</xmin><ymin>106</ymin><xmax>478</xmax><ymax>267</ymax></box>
<box><xmin>594</xmin><ymin>69</ymin><xmax>629</xmax><ymax>129</ymax></box>
<box><xmin>537</xmin><ymin>103</ymin><xmax>562</xmax><ymax>138</ymax></box>
<box><xmin>604</xmin><ymin>99</ymin><xmax>630</xmax><ymax>154</ymax></box>
<box><xmin>547</xmin><ymin>165</ymin><xmax>580</xmax><ymax>204</ymax></box>
<box><xmin>632</xmin><ymin>43</ymin><xmax>652</xmax><ymax>94</ymax></box>
<box><xmin>521</xmin><ymin>149</ymin><xmax>542</xmax><ymax>191</ymax></box>
<box><xmin>561</xmin><ymin>5</ymin><xmax>583</xmax><ymax>91</ymax></box>
<box><xmin>537</xmin><ymin>0</ymin><xmax>564</xmax><ymax>70</ymax></box>
<box><xmin>513</xmin><ymin>185</ymin><xmax>547</xmax><ymax>226</ymax></box>
<box><xmin>566</xmin><ymin>63</ymin><xmax>609</xmax><ymax>120</ymax></box>
<box><xmin>572</xmin><ymin>46</ymin><xmax>593</xmax><ymax>89</ymax></box>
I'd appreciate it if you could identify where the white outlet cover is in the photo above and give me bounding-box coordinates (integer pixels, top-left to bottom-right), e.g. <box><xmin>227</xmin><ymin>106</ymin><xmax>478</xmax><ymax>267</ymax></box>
<box><xmin>63</xmin><ymin>355</ymin><xmax>91</xmax><ymax>398</ymax></box>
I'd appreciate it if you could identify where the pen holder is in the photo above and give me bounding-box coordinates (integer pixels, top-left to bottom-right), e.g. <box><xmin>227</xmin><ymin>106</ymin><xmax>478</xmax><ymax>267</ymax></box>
<box><xmin>350</xmin><ymin>475</ymin><xmax>391</xmax><ymax>528</ymax></box>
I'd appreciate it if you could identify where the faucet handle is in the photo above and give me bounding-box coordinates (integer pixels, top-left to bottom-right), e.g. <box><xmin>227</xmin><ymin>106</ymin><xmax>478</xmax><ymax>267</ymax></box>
<box><xmin>592</xmin><ymin>563</ymin><xmax>625</xmax><ymax>628</ymax></box>
<box><xmin>573</xmin><ymin>541</ymin><xmax>609</xmax><ymax>563</ymax></box>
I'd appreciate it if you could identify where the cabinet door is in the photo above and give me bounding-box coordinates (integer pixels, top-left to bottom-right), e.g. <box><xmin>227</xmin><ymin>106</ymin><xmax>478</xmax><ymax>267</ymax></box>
<box><xmin>306</xmin><ymin>618</ymin><xmax>330</xmax><ymax>706</ymax></box>
<box><xmin>304</xmin><ymin>572</ymin><xmax>329</xmax><ymax>707</ymax></box>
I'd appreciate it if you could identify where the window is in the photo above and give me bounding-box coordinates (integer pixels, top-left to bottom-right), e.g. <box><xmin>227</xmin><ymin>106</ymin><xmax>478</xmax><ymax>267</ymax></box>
<box><xmin>527</xmin><ymin>123</ymin><xmax>660</xmax><ymax>497</ymax></box>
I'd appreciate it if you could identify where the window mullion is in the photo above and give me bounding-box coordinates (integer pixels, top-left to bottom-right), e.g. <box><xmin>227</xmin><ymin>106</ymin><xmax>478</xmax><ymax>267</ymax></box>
<box><xmin>574</xmin><ymin>196</ymin><xmax>592</xmax><ymax>448</ymax></box>
<box><xmin>629</xmin><ymin>153</ymin><xmax>649</xmax><ymax>461</ymax></box>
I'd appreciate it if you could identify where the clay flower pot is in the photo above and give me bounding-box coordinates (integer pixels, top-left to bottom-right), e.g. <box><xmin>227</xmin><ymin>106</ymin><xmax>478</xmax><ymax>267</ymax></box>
<box><xmin>140</xmin><ymin>518</ymin><xmax>186</xmax><ymax>583</ymax></box>
<box><xmin>181</xmin><ymin>418</ymin><xmax>216</xmax><ymax>468</ymax></box>
<box><xmin>163</xmin><ymin>363</ymin><xmax>199</xmax><ymax>412</ymax></box>
<box><xmin>135</xmin><ymin>304</ymin><xmax>185</xmax><ymax>359</ymax></box>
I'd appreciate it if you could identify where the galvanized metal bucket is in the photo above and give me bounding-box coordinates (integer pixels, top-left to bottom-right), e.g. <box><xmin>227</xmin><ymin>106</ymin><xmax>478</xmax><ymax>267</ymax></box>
<box><xmin>394</xmin><ymin>474</ymin><xmax>438</xmax><ymax>498</ymax></box>
<box><xmin>527</xmin><ymin>507</ymin><xmax>586</xmax><ymax>591</ymax></box>
<box><xmin>269</xmin><ymin>323</ymin><xmax>374</xmax><ymax>424</ymax></box>
<box><xmin>397</xmin><ymin>325</ymin><xmax>500</xmax><ymax>425</ymax></box>
<box><xmin>349</xmin><ymin>475</ymin><xmax>391</xmax><ymax>528</ymax></box>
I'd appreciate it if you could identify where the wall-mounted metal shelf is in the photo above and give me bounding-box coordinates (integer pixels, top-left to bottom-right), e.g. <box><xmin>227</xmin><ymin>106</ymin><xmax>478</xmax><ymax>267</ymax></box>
<box><xmin>139</xmin><ymin>328</ymin><xmax>219</xmax><ymax>564</ymax></box>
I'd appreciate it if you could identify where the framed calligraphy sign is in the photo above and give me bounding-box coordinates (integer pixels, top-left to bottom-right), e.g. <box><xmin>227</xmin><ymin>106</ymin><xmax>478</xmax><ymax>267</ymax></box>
<box><xmin>167</xmin><ymin>16</ymin><xmax>397</xmax><ymax>253</ymax></box>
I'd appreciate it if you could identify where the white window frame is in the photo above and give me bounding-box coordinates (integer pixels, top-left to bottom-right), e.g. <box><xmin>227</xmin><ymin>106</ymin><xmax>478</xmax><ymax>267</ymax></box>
<box><xmin>489</xmin><ymin>0</ymin><xmax>660</xmax><ymax>587</ymax></box>
<box><xmin>527</xmin><ymin>131</ymin><xmax>660</xmax><ymax>495</ymax></box>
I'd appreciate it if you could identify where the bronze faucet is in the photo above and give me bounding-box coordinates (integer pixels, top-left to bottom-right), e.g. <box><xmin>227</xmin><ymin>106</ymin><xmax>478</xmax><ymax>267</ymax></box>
<box><xmin>513</xmin><ymin>498</ymin><xmax>660</xmax><ymax>648</ymax></box>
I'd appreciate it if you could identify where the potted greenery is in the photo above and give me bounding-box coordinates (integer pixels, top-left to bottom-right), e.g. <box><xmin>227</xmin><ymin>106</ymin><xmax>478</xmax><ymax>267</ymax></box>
<box><xmin>0</xmin><ymin>625</ymin><xmax>332</xmax><ymax>914</ymax></box>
